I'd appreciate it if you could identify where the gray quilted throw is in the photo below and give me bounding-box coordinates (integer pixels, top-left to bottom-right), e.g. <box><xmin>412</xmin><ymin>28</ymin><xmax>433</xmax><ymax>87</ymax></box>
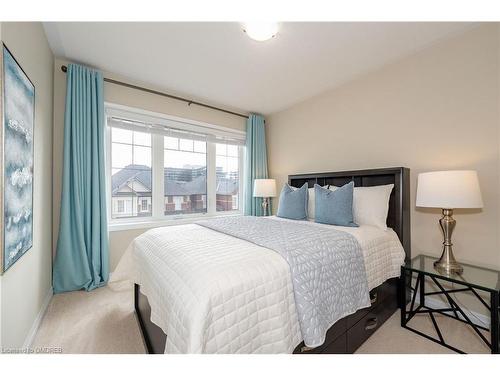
<box><xmin>197</xmin><ymin>216</ymin><xmax>371</xmax><ymax>348</ymax></box>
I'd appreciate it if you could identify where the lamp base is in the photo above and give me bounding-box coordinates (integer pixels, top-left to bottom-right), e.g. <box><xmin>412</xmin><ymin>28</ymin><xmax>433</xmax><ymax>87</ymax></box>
<box><xmin>261</xmin><ymin>197</ymin><xmax>269</xmax><ymax>217</ymax></box>
<box><xmin>434</xmin><ymin>208</ymin><xmax>463</xmax><ymax>275</ymax></box>
<box><xmin>434</xmin><ymin>258</ymin><xmax>463</xmax><ymax>275</ymax></box>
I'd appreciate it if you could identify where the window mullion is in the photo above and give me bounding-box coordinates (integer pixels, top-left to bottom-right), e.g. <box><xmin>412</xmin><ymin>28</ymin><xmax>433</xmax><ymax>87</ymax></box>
<box><xmin>207</xmin><ymin>141</ymin><xmax>216</xmax><ymax>215</ymax></box>
<box><xmin>152</xmin><ymin>133</ymin><xmax>164</xmax><ymax>218</ymax></box>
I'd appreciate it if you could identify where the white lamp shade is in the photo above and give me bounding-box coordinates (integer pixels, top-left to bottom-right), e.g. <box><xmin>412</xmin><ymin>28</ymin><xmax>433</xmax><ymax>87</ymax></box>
<box><xmin>416</xmin><ymin>170</ymin><xmax>483</xmax><ymax>209</ymax></box>
<box><xmin>253</xmin><ymin>179</ymin><xmax>277</xmax><ymax>198</ymax></box>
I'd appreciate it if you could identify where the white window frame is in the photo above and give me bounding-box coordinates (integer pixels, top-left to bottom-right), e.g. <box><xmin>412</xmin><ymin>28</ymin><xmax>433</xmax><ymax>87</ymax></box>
<box><xmin>105</xmin><ymin>103</ymin><xmax>246</xmax><ymax>232</ymax></box>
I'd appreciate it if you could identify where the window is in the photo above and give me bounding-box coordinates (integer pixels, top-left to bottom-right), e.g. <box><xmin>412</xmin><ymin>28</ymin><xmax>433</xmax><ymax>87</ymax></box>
<box><xmin>106</xmin><ymin>105</ymin><xmax>245</xmax><ymax>227</ymax></box>
<box><xmin>216</xmin><ymin>143</ymin><xmax>240</xmax><ymax>212</ymax></box>
<box><xmin>164</xmin><ymin>136</ymin><xmax>207</xmax><ymax>215</ymax></box>
<box><xmin>110</xmin><ymin>127</ymin><xmax>152</xmax><ymax>219</ymax></box>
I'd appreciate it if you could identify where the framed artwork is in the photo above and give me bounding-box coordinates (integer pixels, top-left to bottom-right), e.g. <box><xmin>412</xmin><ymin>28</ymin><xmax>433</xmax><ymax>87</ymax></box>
<box><xmin>0</xmin><ymin>43</ymin><xmax>35</xmax><ymax>274</ymax></box>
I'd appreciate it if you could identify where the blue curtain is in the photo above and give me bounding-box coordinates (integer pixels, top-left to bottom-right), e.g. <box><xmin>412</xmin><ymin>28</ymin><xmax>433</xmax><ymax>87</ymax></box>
<box><xmin>244</xmin><ymin>114</ymin><xmax>269</xmax><ymax>216</ymax></box>
<box><xmin>53</xmin><ymin>64</ymin><xmax>109</xmax><ymax>293</ymax></box>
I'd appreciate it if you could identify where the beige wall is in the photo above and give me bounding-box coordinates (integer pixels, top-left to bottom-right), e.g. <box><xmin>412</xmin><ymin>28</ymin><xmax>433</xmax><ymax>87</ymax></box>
<box><xmin>52</xmin><ymin>59</ymin><xmax>247</xmax><ymax>270</ymax></box>
<box><xmin>0</xmin><ymin>22</ymin><xmax>54</xmax><ymax>348</ymax></box>
<box><xmin>267</xmin><ymin>24</ymin><xmax>500</xmax><ymax>271</ymax></box>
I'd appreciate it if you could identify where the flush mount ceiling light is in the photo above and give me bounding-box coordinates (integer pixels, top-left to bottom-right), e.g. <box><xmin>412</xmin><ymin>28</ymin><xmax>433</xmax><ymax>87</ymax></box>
<box><xmin>242</xmin><ymin>22</ymin><xmax>279</xmax><ymax>41</ymax></box>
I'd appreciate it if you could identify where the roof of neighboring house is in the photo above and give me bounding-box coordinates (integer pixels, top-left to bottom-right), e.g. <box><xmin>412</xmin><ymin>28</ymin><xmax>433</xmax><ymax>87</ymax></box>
<box><xmin>216</xmin><ymin>179</ymin><xmax>239</xmax><ymax>195</ymax></box>
<box><xmin>111</xmin><ymin>164</ymin><xmax>238</xmax><ymax>196</ymax></box>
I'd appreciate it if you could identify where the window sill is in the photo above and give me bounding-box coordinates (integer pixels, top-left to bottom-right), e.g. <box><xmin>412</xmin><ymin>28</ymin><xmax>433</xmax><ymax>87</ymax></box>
<box><xmin>108</xmin><ymin>211</ymin><xmax>243</xmax><ymax>232</ymax></box>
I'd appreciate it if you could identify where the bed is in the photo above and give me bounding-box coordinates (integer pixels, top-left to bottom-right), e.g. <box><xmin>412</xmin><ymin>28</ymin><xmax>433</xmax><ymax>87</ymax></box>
<box><xmin>127</xmin><ymin>167</ymin><xmax>411</xmax><ymax>354</ymax></box>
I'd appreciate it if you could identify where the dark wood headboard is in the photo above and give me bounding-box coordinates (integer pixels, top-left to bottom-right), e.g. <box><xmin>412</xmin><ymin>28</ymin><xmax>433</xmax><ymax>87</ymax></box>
<box><xmin>288</xmin><ymin>167</ymin><xmax>411</xmax><ymax>262</ymax></box>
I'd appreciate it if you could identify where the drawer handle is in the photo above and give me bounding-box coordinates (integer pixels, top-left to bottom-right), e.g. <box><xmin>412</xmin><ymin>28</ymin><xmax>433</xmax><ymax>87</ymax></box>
<box><xmin>370</xmin><ymin>292</ymin><xmax>378</xmax><ymax>304</ymax></box>
<box><xmin>365</xmin><ymin>317</ymin><xmax>378</xmax><ymax>330</ymax></box>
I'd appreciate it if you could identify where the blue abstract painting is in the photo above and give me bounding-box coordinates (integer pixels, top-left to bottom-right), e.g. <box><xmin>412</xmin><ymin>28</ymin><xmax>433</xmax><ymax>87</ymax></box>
<box><xmin>1</xmin><ymin>45</ymin><xmax>34</xmax><ymax>273</ymax></box>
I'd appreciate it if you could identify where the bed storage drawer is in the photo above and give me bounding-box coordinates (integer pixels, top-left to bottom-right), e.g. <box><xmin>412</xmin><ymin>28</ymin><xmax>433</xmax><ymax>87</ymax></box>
<box><xmin>321</xmin><ymin>333</ymin><xmax>347</xmax><ymax>354</ymax></box>
<box><xmin>377</xmin><ymin>277</ymin><xmax>398</xmax><ymax>302</ymax></box>
<box><xmin>294</xmin><ymin>278</ymin><xmax>399</xmax><ymax>354</ymax></box>
<box><xmin>346</xmin><ymin>278</ymin><xmax>397</xmax><ymax>327</ymax></box>
<box><xmin>294</xmin><ymin>316</ymin><xmax>347</xmax><ymax>354</ymax></box>
<box><xmin>346</xmin><ymin>293</ymin><xmax>398</xmax><ymax>353</ymax></box>
<box><xmin>298</xmin><ymin>328</ymin><xmax>348</xmax><ymax>354</ymax></box>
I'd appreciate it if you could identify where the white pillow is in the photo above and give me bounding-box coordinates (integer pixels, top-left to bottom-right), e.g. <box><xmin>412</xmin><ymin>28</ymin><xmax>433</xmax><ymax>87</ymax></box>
<box><xmin>307</xmin><ymin>187</ymin><xmax>315</xmax><ymax>220</ymax></box>
<box><xmin>329</xmin><ymin>184</ymin><xmax>394</xmax><ymax>229</ymax></box>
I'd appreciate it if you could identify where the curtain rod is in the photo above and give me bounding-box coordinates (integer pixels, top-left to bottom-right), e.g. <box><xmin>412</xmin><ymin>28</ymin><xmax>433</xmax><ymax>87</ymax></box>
<box><xmin>60</xmin><ymin>65</ymin><xmax>249</xmax><ymax>119</ymax></box>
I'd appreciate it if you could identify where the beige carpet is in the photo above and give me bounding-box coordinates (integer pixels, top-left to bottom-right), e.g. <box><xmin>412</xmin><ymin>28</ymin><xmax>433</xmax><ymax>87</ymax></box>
<box><xmin>32</xmin><ymin>285</ymin><xmax>490</xmax><ymax>354</ymax></box>
<box><xmin>33</xmin><ymin>284</ymin><xmax>146</xmax><ymax>354</ymax></box>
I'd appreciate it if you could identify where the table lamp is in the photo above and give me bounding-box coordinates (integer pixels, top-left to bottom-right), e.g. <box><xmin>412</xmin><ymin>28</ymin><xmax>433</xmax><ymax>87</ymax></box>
<box><xmin>253</xmin><ymin>179</ymin><xmax>276</xmax><ymax>216</ymax></box>
<box><xmin>416</xmin><ymin>170</ymin><xmax>483</xmax><ymax>274</ymax></box>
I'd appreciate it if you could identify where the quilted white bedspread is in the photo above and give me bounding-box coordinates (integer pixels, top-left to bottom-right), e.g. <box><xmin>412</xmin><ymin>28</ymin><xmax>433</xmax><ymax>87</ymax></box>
<box><xmin>112</xmin><ymin>217</ymin><xmax>405</xmax><ymax>354</ymax></box>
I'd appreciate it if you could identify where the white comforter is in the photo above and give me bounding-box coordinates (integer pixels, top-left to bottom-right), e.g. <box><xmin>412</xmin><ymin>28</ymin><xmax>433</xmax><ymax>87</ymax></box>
<box><xmin>112</xmin><ymin>217</ymin><xmax>405</xmax><ymax>354</ymax></box>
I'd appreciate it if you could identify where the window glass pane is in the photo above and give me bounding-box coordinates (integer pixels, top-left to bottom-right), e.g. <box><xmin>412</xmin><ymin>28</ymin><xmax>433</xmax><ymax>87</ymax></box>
<box><xmin>216</xmin><ymin>144</ymin><xmax>239</xmax><ymax>212</ymax></box>
<box><xmin>110</xmin><ymin>127</ymin><xmax>152</xmax><ymax>219</ymax></box>
<box><xmin>164</xmin><ymin>141</ymin><xmax>207</xmax><ymax>216</ymax></box>
<box><xmin>164</xmin><ymin>136</ymin><xmax>179</xmax><ymax>150</ymax></box>
<box><xmin>111</xmin><ymin>143</ymin><xmax>132</xmax><ymax>168</ymax></box>
<box><xmin>227</xmin><ymin>145</ymin><xmax>238</xmax><ymax>157</ymax></box>
<box><xmin>164</xmin><ymin>150</ymin><xmax>206</xmax><ymax>168</ymax></box>
<box><xmin>112</xmin><ymin>127</ymin><xmax>133</xmax><ymax>144</ymax></box>
<box><xmin>216</xmin><ymin>143</ymin><xmax>227</xmax><ymax>156</ymax></box>
<box><xmin>133</xmin><ymin>145</ymin><xmax>151</xmax><ymax>167</ymax></box>
<box><xmin>194</xmin><ymin>141</ymin><xmax>206</xmax><ymax>153</ymax></box>
<box><xmin>179</xmin><ymin>139</ymin><xmax>193</xmax><ymax>152</ymax></box>
<box><xmin>134</xmin><ymin>131</ymin><xmax>151</xmax><ymax>146</ymax></box>
<box><xmin>227</xmin><ymin>156</ymin><xmax>238</xmax><ymax>172</ymax></box>
<box><xmin>111</xmin><ymin>166</ymin><xmax>152</xmax><ymax>219</ymax></box>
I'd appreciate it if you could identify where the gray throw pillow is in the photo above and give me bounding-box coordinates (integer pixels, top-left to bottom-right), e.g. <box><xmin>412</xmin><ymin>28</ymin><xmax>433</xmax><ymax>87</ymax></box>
<box><xmin>277</xmin><ymin>183</ymin><xmax>308</xmax><ymax>220</ymax></box>
<box><xmin>314</xmin><ymin>182</ymin><xmax>358</xmax><ymax>227</ymax></box>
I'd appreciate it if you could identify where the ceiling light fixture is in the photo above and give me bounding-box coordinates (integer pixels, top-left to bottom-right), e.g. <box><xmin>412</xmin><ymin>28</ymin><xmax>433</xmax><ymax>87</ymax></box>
<box><xmin>242</xmin><ymin>22</ymin><xmax>279</xmax><ymax>42</ymax></box>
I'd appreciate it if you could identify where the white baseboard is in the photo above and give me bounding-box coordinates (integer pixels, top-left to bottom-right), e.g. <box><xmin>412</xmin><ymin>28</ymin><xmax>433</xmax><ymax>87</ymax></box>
<box><xmin>23</xmin><ymin>286</ymin><xmax>53</xmax><ymax>349</ymax></box>
<box><xmin>411</xmin><ymin>293</ymin><xmax>490</xmax><ymax>329</ymax></box>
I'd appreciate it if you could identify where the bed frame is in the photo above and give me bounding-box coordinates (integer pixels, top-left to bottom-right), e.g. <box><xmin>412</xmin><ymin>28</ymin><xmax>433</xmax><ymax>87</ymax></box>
<box><xmin>134</xmin><ymin>167</ymin><xmax>411</xmax><ymax>354</ymax></box>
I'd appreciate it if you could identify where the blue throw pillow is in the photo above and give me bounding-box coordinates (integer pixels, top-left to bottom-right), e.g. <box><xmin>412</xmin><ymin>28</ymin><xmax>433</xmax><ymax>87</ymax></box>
<box><xmin>277</xmin><ymin>183</ymin><xmax>308</xmax><ymax>220</ymax></box>
<box><xmin>314</xmin><ymin>182</ymin><xmax>358</xmax><ymax>227</ymax></box>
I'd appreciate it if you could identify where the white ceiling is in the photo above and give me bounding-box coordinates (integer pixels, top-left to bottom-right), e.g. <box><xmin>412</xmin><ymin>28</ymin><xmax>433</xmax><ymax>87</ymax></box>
<box><xmin>43</xmin><ymin>22</ymin><xmax>475</xmax><ymax>115</ymax></box>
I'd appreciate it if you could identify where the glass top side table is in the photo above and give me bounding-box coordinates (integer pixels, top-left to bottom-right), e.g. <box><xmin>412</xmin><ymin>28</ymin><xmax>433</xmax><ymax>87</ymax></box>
<box><xmin>401</xmin><ymin>254</ymin><xmax>500</xmax><ymax>354</ymax></box>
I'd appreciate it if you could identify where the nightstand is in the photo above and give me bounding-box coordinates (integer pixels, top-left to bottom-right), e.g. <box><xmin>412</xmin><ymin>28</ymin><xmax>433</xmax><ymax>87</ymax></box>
<box><xmin>401</xmin><ymin>254</ymin><xmax>500</xmax><ymax>354</ymax></box>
